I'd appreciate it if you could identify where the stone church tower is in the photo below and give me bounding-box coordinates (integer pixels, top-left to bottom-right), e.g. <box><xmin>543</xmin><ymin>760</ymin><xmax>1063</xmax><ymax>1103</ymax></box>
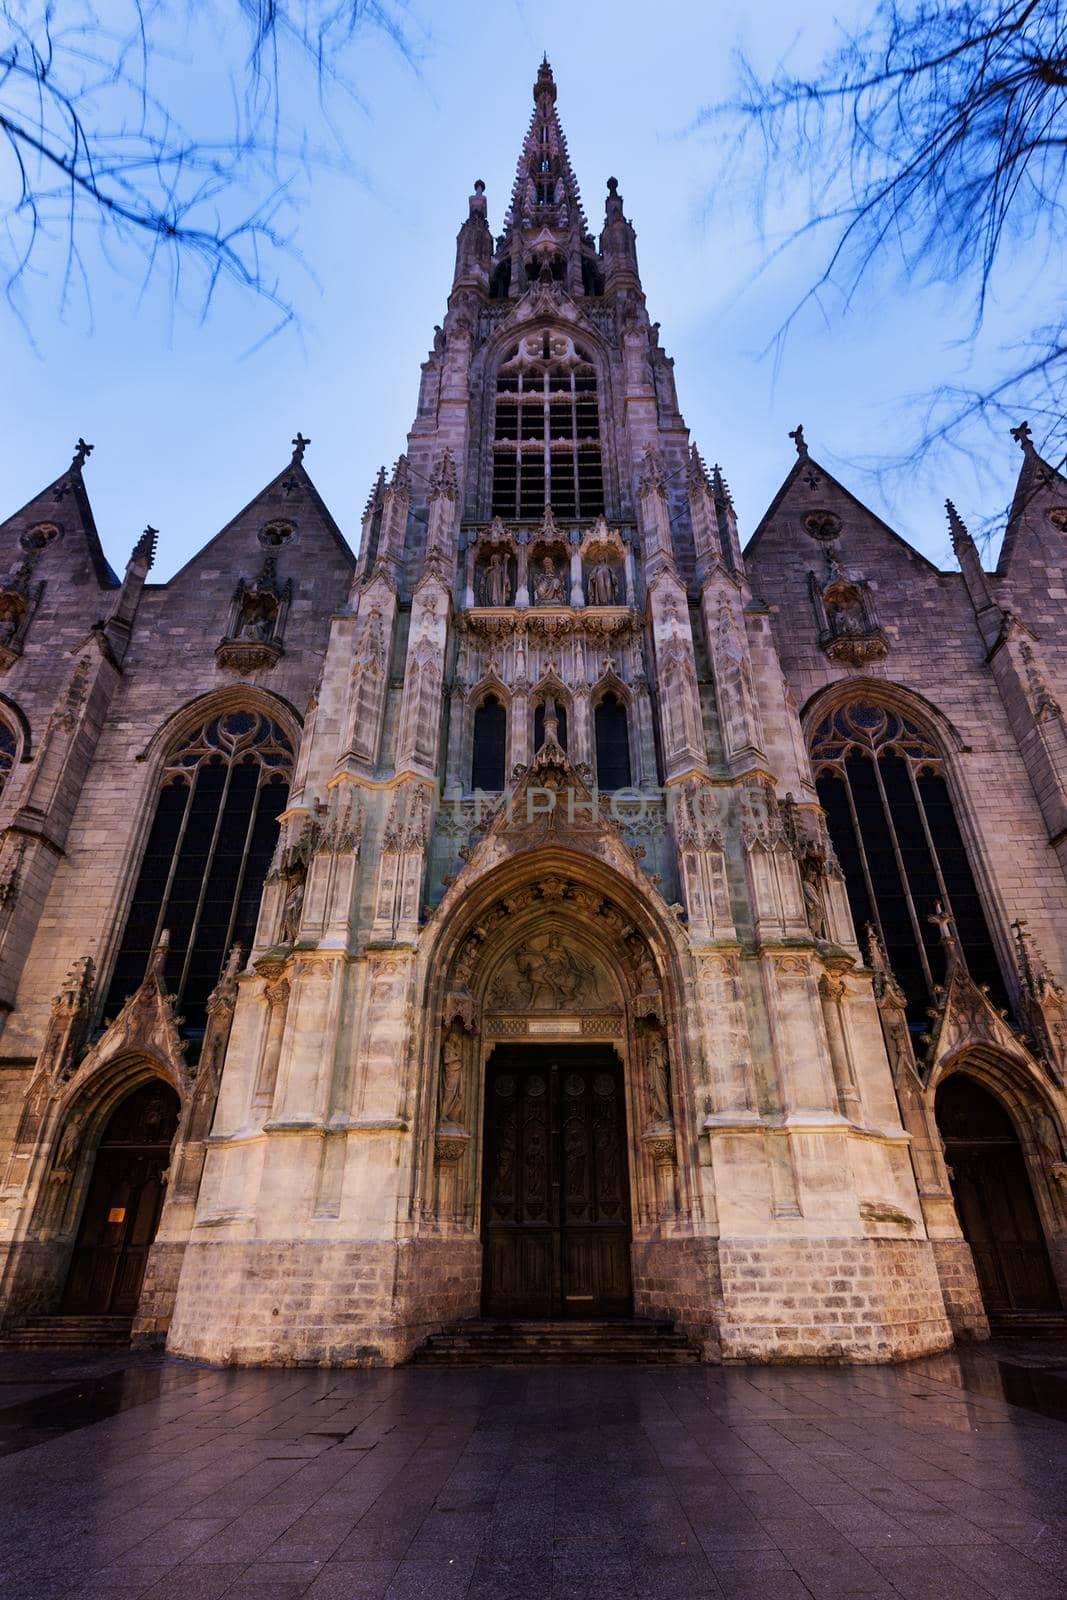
<box><xmin>0</xmin><ymin>63</ymin><xmax>1064</xmax><ymax>1364</ymax></box>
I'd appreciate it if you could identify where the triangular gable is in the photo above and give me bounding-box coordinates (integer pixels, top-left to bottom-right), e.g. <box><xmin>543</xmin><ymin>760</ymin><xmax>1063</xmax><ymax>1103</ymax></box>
<box><xmin>0</xmin><ymin>461</ymin><xmax>119</xmax><ymax>589</ymax></box>
<box><xmin>162</xmin><ymin>455</ymin><xmax>353</xmax><ymax>588</ymax></box>
<box><xmin>997</xmin><ymin>439</ymin><xmax>1067</xmax><ymax>576</ymax></box>
<box><xmin>744</xmin><ymin>451</ymin><xmax>944</xmax><ymax>576</ymax></box>
<box><xmin>922</xmin><ymin>963</ymin><xmax>1041</xmax><ymax>1083</ymax></box>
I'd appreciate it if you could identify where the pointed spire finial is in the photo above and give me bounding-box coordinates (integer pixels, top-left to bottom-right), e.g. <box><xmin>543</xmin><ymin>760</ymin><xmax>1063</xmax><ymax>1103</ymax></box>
<box><xmin>711</xmin><ymin>463</ymin><xmax>734</xmax><ymax>509</ymax></box>
<box><xmin>944</xmin><ymin>498</ymin><xmax>972</xmax><ymax>553</ymax></box>
<box><xmin>291</xmin><ymin>432</ymin><xmax>310</xmax><ymax>464</ymax></box>
<box><xmin>131</xmin><ymin>526</ymin><xmax>158</xmax><ymax>569</ymax></box>
<box><xmin>788</xmin><ymin>424</ymin><xmax>808</xmax><ymax>459</ymax></box>
<box><xmin>72</xmin><ymin>438</ymin><xmax>94</xmax><ymax>470</ymax></box>
<box><xmin>535</xmin><ymin>56</ymin><xmax>557</xmax><ymax>102</ymax></box>
<box><xmin>1010</xmin><ymin>419</ymin><xmax>1035</xmax><ymax>455</ymax></box>
<box><xmin>363</xmin><ymin>465</ymin><xmax>387</xmax><ymax>519</ymax></box>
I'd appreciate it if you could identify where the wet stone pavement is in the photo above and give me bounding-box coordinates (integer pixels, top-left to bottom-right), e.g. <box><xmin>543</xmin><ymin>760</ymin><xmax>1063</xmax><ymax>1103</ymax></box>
<box><xmin>0</xmin><ymin>1341</ymin><xmax>1066</xmax><ymax>1600</ymax></box>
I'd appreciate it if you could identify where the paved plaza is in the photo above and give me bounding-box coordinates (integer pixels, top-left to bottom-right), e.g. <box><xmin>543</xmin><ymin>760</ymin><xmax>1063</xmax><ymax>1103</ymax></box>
<box><xmin>1</xmin><ymin>1343</ymin><xmax>1066</xmax><ymax>1600</ymax></box>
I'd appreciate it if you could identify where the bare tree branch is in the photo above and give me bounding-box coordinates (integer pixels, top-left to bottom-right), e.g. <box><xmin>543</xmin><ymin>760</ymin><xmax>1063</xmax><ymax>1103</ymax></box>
<box><xmin>701</xmin><ymin>0</ymin><xmax>1067</xmax><ymax>474</ymax></box>
<box><xmin>0</xmin><ymin>2</ymin><xmax>417</xmax><ymax>334</ymax></box>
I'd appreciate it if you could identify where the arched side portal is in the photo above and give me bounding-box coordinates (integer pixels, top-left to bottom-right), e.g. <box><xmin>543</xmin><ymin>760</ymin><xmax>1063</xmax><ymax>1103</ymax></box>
<box><xmin>935</xmin><ymin>1071</ymin><xmax>1063</xmax><ymax>1325</ymax></box>
<box><xmin>62</xmin><ymin>1080</ymin><xmax>181</xmax><ymax>1316</ymax></box>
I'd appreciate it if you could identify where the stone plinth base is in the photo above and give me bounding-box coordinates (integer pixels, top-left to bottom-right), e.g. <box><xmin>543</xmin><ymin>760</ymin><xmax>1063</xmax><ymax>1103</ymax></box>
<box><xmin>131</xmin><ymin>1240</ymin><xmax>190</xmax><ymax>1346</ymax></box>
<box><xmin>717</xmin><ymin>1235</ymin><xmax>954</xmax><ymax>1363</ymax></box>
<box><xmin>632</xmin><ymin>1235</ymin><xmax>723</xmax><ymax>1359</ymax></box>
<box><xmin>928</xmin><ymin>1238</ymin><xmax>990</xmax><ymax>1341</ymax></box>
<box><xmin>167</xmin><ymin>1236</ymin><xmax>481</xmax><ymax>1366</ymax></box>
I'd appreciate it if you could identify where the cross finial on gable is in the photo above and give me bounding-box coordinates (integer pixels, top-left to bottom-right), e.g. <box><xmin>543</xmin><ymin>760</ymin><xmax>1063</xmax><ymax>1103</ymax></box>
<box><xmin>72</xmin><ymin>438</ymin><xmax>94</xmax><ymax>470</ymax></box>
<box><xmin>788</xmin><ymin>424</ymin><xmax>808</xmax><ymax>459</ymax></box>
<box><xmin>1010</xmin><ymin>420</ymin><xmax>1034</xmax><ymax>453</ymax></box>
<box><xmin>291</xmin><ymin>432</ymin><xmax>310</xmax><ymax>464</ymax></box>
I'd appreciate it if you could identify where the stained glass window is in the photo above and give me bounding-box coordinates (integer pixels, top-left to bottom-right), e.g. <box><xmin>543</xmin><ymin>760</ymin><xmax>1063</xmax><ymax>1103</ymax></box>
<box><xmin>105</xmin><ymin>710</ymin><xmax>293</xmax><ymax>1035</ymax></box>
<box><xmin>811</xmin><ymin>702</ymin><xmax>1008</xmax><ymax>1029</ymax></box>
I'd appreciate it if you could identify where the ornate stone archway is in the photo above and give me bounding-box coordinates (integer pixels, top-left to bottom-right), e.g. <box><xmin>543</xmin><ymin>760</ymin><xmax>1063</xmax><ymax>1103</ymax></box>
<box><xmin>414</xmin><ymin>853</ymin><xmax>713</xmax><ymax>1341</ymax></box>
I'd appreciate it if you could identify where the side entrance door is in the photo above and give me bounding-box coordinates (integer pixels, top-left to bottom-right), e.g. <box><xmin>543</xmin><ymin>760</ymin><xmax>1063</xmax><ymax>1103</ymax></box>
<box><xmin>482</xmin><ymin>1045</ymin><xmax>632</xmax><ymax>1318</ymax></box>
<box><xmin>62</xmin><ymin>1081</ymin><xmax>180</xmax><ymax>1317</ymax></box>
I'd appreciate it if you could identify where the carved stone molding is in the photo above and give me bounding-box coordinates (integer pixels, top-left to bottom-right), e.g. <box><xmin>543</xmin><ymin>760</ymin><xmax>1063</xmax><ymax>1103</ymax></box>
<box><xmin>435</xmin><ymin>1129</ymin><xmax>471</xmax><ymax>1164</ymax></box>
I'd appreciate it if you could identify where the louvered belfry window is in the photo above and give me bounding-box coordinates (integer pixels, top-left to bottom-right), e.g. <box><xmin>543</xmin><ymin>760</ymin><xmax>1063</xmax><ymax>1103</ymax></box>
<box><xmin>105</xmin><ymin>710</ymin><xmax>293</xmax><ymax>1036</ymax></box>
<box><xmin>811</xmin><ymin>703</ymin><xmax>1008</xmax><ymax>1029</ymax></box>
<box><xmin>491</xmin><ymin>332</ymin><xmax>604</xmax><ymax>520</ymax></box>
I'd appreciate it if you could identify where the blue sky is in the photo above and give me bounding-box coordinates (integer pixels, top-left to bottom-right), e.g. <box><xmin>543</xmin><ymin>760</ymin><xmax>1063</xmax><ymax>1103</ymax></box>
<box><xmin>0</xmin><ymin>0</ymin><xmax>1034</xmax><ymax>580</ymax></box>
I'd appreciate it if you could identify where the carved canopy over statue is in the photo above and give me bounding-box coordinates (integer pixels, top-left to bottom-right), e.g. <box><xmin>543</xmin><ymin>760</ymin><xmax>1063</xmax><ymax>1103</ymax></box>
<box><xmin>217</xmin><ymin>555</ymin><xmax>292</xmax><ymax>675</ymax></box>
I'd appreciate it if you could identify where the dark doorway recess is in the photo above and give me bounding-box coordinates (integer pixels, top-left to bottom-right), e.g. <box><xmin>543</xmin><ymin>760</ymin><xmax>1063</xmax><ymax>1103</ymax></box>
<box><xmin>62</xmin><ymin>1081</ymin><xmax>180</xmax><ymax>1316</ymax></box>
<box><xmin>936</xmin><ymin>1074</ymin><xmax>1061</xmax><ymax>1323</ymax></box>
<box><xmin>482</xmin><ymin>1044</ymin><xmax>632</xmax><ymax>1318</ymax></box>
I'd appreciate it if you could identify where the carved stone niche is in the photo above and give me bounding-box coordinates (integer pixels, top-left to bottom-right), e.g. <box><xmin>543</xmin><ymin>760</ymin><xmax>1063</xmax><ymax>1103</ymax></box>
<box><xmin>580</xmin><ymin>517</ymin><xmax>627</xmax><ymax>608</ymax></box>
<box><xmin>473</xmin><ymin>519</ymin><xmax>518</xmax><ymax>608</ymax></box>
<box><xmin>808</xmin><ymin>551</ymin><xmax>888</xmax><ymax>667</ymax></box>
<box><xmin>0</xmin><ymin>550</ymin><xmax>44</xmax><ymax>670</ymax></box>
<box><xmin>216</xmin><ymin>555</ymin><xmax>292</xmax><ymax>675</ymax></box>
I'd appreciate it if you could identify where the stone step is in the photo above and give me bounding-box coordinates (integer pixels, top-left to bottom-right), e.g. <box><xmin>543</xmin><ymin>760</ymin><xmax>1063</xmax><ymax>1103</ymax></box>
<box><xmin>411</xmin><ymin>1317</ymin><xmax>702</xmax><ymax>1366</ymax></box>
<box><xmin>0</xmin><ymin>1315</ymin><xmax>132</xmax><ymax>1350</ymax></box>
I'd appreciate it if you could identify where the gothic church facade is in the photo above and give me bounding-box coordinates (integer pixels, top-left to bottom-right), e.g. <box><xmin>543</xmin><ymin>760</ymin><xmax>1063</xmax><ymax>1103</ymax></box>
<box><xmin>0</xmin><ymin>63</ymin><xmax>1065</xmax><ymax>1364</ymax></box>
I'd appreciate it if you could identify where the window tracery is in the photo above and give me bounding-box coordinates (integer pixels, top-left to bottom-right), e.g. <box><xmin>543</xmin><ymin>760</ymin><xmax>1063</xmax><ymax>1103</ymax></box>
<box><xmin>105</xmin><ymin>709</ymin><xmax>293</xmax><ymax>1037</ymax></box>
<box><xmin>811</xmin><ymin>701</ymin><xmax>1008</xmax><ymax>1028</ymax></box>
<box><xmin>491</xmin><ymin>332</ymin><xmax>604</xmax><ymax>520</ymax></box>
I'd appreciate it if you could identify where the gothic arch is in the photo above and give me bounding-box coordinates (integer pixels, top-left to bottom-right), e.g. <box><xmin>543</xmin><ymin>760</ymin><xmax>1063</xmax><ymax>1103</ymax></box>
<box><xmin>800</xmin><ymin>676</ymin><xmax>968</xmax><ymax>755</ymax></box>
<box><xmin>0</xmin><ymin>691</ymin><xmax>32</xmax><ymax>762</ymax></box>
<box><xmin>468</xmin><ymin>313</ymin><xmax>622</xmax><ymax>523</ymax></box>
<box><xmin>99</xmin><ymin>688</ymin><xmax>301</xmax><ymax>1027</ymax></box>
<box><xmin>413</xmin><ymin>847</ymin><xmax>695</xmax><ymax>1243</ymax></box>
<box><xmin>929</xmin><ymin>1050</ymin><xmax>1067</xmax><ymax>1314</ymax></box>
<box><xmin>802</xmin><ymin>679</ymin><xmax>1016</xmax><ymax>1021</ymax></box>
<box><xmin>2</xmin><ymin>1054</ymin><xmax>184</xmax><ymax>1320</ymax></box>
<box><xmin>929</xmin><ymin>1047</ymin><xmax>1067</xmax><ymax>1233</ymax></box>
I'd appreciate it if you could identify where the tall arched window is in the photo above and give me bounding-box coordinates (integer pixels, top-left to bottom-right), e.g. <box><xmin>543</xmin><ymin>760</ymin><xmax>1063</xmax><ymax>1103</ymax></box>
<box><xmin>0</xmin><ymin>719</ymin><xmax>16</xmax><ymax>795</ymax></box>
<box><xmin>106</xmin><ymin>709</ymin><xmax>293</xmax><ymax>1038</ymax></box>
<box><xmin>595</xmin><ymin>694</ymin><xmax>632</xmax><ymax>790</ymax></box>
<box><xmin>533</xmin><ymin>698</ymin><xmax>567</xmax><ymax>752</ymax></box>
<box><xmin>811</xmin><ymin>702</ymin><xmax>1008</xmax><ymax>1029</ymax></box>
<box><xmin>491</xmin><ymin>332</ymin><xmax>603</xmax><ymax>519</ymax></box>
<box><xmin>471</xmin><ymin>695</ymin><xmax>507</xmax><ymax>790</ymax></box>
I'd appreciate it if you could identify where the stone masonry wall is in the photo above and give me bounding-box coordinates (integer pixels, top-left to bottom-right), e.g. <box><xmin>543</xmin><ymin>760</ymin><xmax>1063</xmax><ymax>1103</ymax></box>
<box><xmin>717</xmin><ymin>1236</ymin><xmax>953</xmax><ymax>1363</ymax></box>
<box><xmin>632</xmin><ymin>1235</ymin><xmax>724</xmax><ymax>1359</ymax></box>
<box><xmin>168</xmin><ymin>1237</ymin><xmax>481</xmax><ymax>1367</ymax></box>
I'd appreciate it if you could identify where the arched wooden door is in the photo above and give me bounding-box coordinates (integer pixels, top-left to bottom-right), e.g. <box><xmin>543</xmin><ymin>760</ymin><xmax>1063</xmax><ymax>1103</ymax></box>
<box><xmin>62</xmin><ymin>1081</ymin><xmax>180</xmax><ymax>1316</ymax></box>
<box><xmin>936</xmin><ymin>1074</ymin><xmax>1061</xmax><ymax>1322</ymax></box>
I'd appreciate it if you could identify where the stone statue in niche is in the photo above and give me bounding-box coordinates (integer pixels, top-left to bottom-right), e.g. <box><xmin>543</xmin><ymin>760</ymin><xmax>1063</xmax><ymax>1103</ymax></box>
<box><xmin>280</xmin><ymin>870</ymin><xmax>306</xmax><ymax>944</ymax></box>
<box><xmin>533</xmin><ymin>557</ymin><xmax>564</xmax><ymax>605</ymax></box>
<box><xmin>798</xmin><ymin>845</ymin><xmax>829</xmax><ymax>942</ymax></box>
<box><xmin>52</xmin><ymin>1116</ymin><xmax>83</xmax><ymax>1180</ymax></box>
<box><xmin>647</xmin><ymin>1031</ymin><xmax>673</xmax><ymax>1125</ymax></box>
<box><xmin>0</xmin><ymin>594</ymin><xmax>21</xmax><ymax>646</ymax></box>
<box><xmin>236</xmin><ymin>588</ymin><xmax>277</xmax><ymax>641</ymax></box>
<box><xmin>439</xmin><ymin>1028</ymin><xmax>466</xmax><ymax>1127</ymax></box>
<box><xmin>587</xmin><ymin>560</ymin><xmax>618</xmax><ymax>606</ymax></box>
<box><xmin>480</xmin><ymin>552</ymin><xmax>512</xmax><ymax>607</ymax></box>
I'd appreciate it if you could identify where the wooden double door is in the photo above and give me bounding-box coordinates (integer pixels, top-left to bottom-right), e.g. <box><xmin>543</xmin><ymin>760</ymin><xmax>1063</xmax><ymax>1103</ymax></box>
<box><xmin>482</xmin><ymin>1045</ymin><xmax>633</xmax><ymax>1318</ymax></box>
<box><xmin>63</xmin><ymin>1082</ymin><xmax>180</xmax><ymax>1317</ymax></box>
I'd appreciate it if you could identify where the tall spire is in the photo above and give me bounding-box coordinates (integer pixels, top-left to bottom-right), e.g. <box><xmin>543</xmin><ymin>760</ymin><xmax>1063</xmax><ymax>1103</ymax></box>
<box><xmin>498</xmin><ymin>59</ymin><xmax>597</xmax><ymax>297</ymax></box>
